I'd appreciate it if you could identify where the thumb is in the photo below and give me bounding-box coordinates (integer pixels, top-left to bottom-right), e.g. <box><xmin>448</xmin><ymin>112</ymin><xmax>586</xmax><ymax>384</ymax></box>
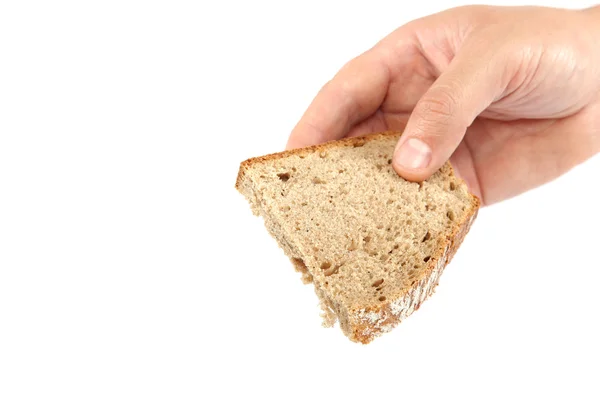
<box><xmin>392</xmin><ymin>46</ymin><xmax>506</xmax><ymax>181</ymax></box>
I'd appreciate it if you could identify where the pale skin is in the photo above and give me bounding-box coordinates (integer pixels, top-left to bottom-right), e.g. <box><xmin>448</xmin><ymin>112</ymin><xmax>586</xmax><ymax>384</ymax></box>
<box><xmin>286</xmin><ymin>5</ymin><xmax>600</xmax><ymax>206</ymax></box>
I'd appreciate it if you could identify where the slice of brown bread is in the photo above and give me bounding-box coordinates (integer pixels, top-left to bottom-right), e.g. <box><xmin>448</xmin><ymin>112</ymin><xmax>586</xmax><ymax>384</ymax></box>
<box><xmin>236</xmin><ymin>131</ymin><xmax>480</xmax><ymax>344</ymax></box>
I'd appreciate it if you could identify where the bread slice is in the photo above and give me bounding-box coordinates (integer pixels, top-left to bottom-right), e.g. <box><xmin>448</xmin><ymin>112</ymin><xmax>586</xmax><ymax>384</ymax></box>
<box><xmin>235</xmin><ymin>131</ymin><xmax>479</xmax><ymax>344</ymax></box>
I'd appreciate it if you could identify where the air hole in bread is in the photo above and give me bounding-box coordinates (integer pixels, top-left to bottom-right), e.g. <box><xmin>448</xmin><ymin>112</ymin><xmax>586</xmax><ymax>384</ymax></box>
<box><xmin>450</xmin><ymin>182</ymin><xmax>456</xmax><ymax>190</ymax></box>
<box><xmin>363</xmin><ymin>236</ymin><xmax>371</xmax><ymax>244</ymax></box>
<box><xmin>378</xmin><ymin>296</ymin><xmax>386</xmax><ymax>302</ymax></box>
<box><xmin>312</xmin><ymin>177</ymin><xmax>326</xmax><ymax>184</ymax></box>
<box><xmin>372</xmin><ymin>279</ymin><xmax>384</xmax><ymax>287</ymax></box>
<box><xmin>422</xmin><ymin>231</ymin><xmax>431</xmax><ymax>242</ymax></box>
<box><xmin>279</xmin><ymin>205</ymin><xmax>291</xmax><ymax>212</ymax></box>
<box><xmin>353</xmin><ymin>141</ymin><xmax>365</xmax><ymax>148</ymax></box>
<box><xmin>291</xmin><ymin>258</ymin><xmax>307</xmax><ymax>273</ymax></box>
<box><xmin>292</xmin><ymin>257</ymin><xmax>304</xmax><ymax>266</ymax></box>
<box><xmin>447</xmin><ymin>210</ymin><xmax>455</xmax><ymax>221</ymax></box>
<box><xmin>319</xmin><ymin>151</ymin><xmax>328</xmax><ymax>158</ymax></box>
<box><xmin>423</xmin><ymin>256</ymin><xmax>431</xmax><ymax>263</ymax></box>
<box><xmin>320</xmin><ymin>262</ymin><xmax>331</xmax><ymax>270</ymax></box>
<box><xmin>324</xmin><ymin>264</ymin><xmax>341</xmax><ymax>276</ymax></box>
<box><xmin>277</xmin><ymin>173</ymin><xmax>290</xmax><ymax>182</ymax></box>
<box><xmin>387</xmin><ymin>159</ymin><xmax>392</xmax><ymax>164</ymax></box>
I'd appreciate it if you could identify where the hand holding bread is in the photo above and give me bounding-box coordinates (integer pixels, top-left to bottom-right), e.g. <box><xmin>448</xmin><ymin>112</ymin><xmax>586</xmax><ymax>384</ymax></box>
<box><xmin>287</xmin><ymin>5</ymin><xmax>600</xmax><ymax>205</ymax></box>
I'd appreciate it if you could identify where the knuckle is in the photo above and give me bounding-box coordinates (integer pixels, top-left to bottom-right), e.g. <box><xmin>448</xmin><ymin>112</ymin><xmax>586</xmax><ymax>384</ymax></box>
<box><xmin>413</xmin><ymin>86</ymin><xmax>461</xmax><ymax>132</ymax></box>
<box><xmin>318</xmin><ymin>79</ymin><xmax>334</xmax><ymax>95</ymax></box>
<box><xmin>423</xmin><ymin>87</ymin><xmax>458</xmax><ymax>118</ymax></box>
<box><xmin>336</xmin><ymin>55</ymin><xmax>361</xmax><ymax>78</ymax></box>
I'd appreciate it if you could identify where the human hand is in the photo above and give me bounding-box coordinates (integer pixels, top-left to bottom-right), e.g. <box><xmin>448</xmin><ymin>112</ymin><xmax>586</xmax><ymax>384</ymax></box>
<box><xmin>286</xmin><ymin>5</ymin><xmax>600</xmax><ymax>205</ymax></box>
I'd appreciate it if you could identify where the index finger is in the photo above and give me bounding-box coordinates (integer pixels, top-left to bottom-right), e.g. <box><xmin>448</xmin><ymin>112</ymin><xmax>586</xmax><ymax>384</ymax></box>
<box><xmin>285</xmin><ymin>48</ymin><xmax>392</xmax><ymax>150</ymax></box>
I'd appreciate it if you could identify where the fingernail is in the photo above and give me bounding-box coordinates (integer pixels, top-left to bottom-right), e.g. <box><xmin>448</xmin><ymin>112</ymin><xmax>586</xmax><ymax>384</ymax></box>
<box><xmin>394</xmin><ymin>138</ymin><xmax>432</xmax><ymax>170</ymax></box>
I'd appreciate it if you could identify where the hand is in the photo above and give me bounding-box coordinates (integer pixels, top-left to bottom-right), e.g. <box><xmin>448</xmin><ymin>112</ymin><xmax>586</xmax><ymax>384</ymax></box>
<box><xmin>286</xmin><ymin>5</ymin><xmax>600</xmax><ymax>206</ymax></box>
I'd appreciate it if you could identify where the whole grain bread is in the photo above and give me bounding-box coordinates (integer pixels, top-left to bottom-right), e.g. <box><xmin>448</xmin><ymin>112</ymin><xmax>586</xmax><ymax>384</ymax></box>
<box><xmin>236</xmin><ymin>131</ymin><xmax>480</xmax><ymax>344</ymax></box>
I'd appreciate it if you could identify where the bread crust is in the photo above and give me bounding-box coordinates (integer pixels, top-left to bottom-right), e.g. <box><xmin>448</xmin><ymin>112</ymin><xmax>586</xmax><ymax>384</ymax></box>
<box><xmin>235</xmin><ymin>131</ymin><xmax>404</xmax><ymax>191</ymax></box>
<box><xmin>349</xmin><ymin>203</ymin><xmax>478</xmax><ymax>343</ymax></box>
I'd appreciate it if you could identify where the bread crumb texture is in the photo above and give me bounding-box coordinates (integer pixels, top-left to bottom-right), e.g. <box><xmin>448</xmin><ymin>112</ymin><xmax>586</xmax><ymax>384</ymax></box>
<box><xmin>236</xmin><ymin>132</ymin><xmax>479</xmax><ymax>344</ymax></box>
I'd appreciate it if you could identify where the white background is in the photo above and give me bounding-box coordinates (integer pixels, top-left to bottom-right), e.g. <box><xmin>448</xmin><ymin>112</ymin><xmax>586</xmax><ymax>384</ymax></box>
<box><xmin>1</xmin><ymin>1</ymin><xmax>599</xmax><ymax>399</ymax></box>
